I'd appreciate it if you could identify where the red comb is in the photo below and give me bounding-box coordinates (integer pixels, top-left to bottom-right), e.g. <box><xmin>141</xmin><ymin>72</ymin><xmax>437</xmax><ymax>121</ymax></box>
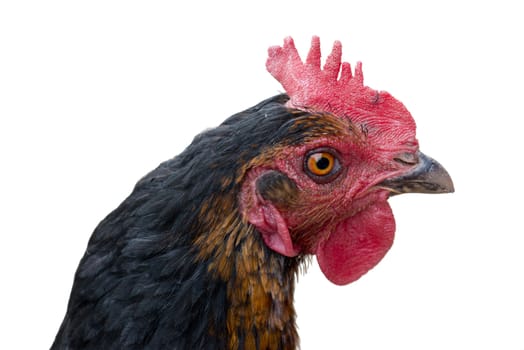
<box><xmin>266</xmin><ymin>36</ymin><xmax>379</xmax><ymax>121</ymax></box>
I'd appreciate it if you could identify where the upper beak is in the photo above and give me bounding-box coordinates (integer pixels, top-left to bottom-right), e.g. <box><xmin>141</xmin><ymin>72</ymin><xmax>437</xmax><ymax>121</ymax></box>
<box><xmin>379</xmin><ymin>152</ymin><xmax>454</xmax><ymax>195</ymax></box>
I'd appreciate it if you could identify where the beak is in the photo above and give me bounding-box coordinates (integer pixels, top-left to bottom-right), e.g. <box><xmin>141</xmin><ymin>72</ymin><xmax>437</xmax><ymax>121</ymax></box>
<box><xmin>380</xmin><ymin>152</ymin><xmax>454</xmax><ymax>195</ymax></box>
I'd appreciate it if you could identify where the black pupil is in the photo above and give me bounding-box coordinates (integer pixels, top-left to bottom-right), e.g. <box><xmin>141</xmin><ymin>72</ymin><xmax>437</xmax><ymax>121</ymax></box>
<box><xmin>316</xmin><ymin>156</ymin><xmax>331</xmax><ymax>170</ymax></box>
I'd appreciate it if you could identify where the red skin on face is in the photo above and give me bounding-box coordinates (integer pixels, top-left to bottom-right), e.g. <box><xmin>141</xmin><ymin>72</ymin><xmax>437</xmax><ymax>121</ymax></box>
<box><xmin>243</xmin><ymin>37</ymin><xmax>420</xmax><ymax>285</ymax></box>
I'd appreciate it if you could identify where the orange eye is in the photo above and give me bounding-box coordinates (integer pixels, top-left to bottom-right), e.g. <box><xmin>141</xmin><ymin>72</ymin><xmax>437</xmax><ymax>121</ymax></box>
<box><xmin>304</xmin><ymin>149</ymin><xmax>342</xmax><ymax>183</ymax></box>
<box><xmin>307</xmin><ymin>152</ymin><xmax>335</xmax><ymax>175</ymax></box>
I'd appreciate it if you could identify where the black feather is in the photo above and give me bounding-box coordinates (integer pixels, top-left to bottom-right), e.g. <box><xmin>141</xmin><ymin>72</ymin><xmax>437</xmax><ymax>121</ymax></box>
<box><xmin>52</xmin><ymin>95</ymin><xmax>313</xmax><ymax>349</ymax></box>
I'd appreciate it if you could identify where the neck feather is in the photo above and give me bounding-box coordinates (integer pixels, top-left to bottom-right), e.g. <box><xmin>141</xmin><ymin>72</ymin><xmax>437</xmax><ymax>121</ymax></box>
<box><xmin>194</xmin><ymin>195</ymin><xmax>301</xmax><ymax>350</ymax></box>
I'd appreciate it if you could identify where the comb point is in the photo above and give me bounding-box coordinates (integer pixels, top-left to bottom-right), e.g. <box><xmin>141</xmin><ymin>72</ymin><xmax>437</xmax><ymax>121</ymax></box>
<box><xmin>266</xmin><ymin>36</ymin><xmax>373</xmax><ymax>118</ymax></box>
<box><xmin>306</xmin><ymin>36</ymin><xmax>321</xmax><ymax>67</ymax></box>
<box><xmin>323</xmin><ymin>40</ymin><xmax>343</xmax><ymax>80</ymax></box>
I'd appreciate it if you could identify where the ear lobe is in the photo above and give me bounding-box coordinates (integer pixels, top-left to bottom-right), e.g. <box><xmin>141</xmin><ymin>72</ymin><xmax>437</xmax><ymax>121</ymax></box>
<box><xmin>241</xmin><ymin>170</ymin><xmax>300</xmax><ymax>257</ymax></box>
<box><xmin>245</xmin><ymin>199</ymin><xmax>299</xmax><ymax>257</ymax></box>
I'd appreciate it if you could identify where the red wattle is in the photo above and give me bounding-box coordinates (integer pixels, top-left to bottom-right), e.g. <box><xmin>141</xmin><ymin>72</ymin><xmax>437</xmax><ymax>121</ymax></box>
<box><xmin>316</xmin><ymin>201</ymin><xmax>395</xmax><ymax>285</ymax></box>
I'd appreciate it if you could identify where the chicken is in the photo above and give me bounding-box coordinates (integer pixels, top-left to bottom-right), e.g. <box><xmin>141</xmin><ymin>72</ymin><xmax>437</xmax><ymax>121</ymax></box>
<box><xmin>51</xmin><ymin>36</ymin><xmax>453</xmax><ymax>350</ymax></box>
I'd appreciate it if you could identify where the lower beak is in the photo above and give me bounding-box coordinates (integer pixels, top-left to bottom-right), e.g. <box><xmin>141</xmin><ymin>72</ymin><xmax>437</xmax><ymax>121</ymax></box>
<box><xmin>379</xmin><ymin>152</ymin><xmax>454</xmax><ymax>195</ymax></box>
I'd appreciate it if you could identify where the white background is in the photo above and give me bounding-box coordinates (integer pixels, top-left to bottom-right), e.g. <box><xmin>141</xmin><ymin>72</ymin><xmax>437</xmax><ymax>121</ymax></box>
<box><xmin>1</xmin><ymin>1</ymin><xmax>522</xmax><ymax>349</ymax></box>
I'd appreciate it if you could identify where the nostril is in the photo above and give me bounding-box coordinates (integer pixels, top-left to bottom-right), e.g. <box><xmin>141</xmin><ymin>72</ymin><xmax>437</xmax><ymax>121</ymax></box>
<box><xmin>394</xmin><ymin>152</ymin><xmax>419</xmax><ymax>166</ymax></box>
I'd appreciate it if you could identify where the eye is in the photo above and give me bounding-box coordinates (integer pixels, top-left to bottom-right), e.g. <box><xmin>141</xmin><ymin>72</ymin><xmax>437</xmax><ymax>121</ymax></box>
<box><xmin>307</xmin><ymin>152</ymin><xmax>335</xmax><ymax>175</ymax></box>
<box><xmin>304</xmin><ymin>148</ymin><xmax>342</xmax><ymax>183</ymax></box>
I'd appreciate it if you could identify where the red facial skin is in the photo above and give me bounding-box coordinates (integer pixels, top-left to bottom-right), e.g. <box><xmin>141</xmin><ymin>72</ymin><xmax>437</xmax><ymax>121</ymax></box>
<box><xmin>241</xmin><ymin>37</ymin><xmax>420</xmax><ymax>285</ymax></box>
<box><xmin>242</xmin><ymin>125</ymin><xmax>419</xmax><ymax>285</ymax></box>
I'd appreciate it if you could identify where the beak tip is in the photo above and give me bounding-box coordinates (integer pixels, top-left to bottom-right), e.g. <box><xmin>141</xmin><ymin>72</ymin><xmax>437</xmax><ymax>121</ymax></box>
<box><xmin>429</xmin><ymin>160</ymin><xmax>454</xmax><ymax>194</ymax></box>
